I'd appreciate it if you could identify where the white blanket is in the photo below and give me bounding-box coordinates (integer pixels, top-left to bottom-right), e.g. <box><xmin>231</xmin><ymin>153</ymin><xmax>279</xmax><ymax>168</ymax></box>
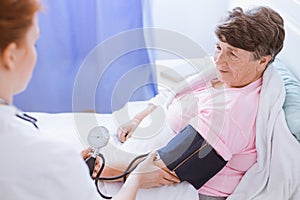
<box><xmin>228</xmin><ymin>66</ymin><xmax>300</xmax><ymax>199</ymax></box>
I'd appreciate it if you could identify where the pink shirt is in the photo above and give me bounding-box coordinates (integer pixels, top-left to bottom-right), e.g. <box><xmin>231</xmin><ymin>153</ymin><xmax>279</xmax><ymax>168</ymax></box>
<box><xmin>166</xmin><ymin>78</ymin><xmax>262</xmax><ymax>197</ymax></box>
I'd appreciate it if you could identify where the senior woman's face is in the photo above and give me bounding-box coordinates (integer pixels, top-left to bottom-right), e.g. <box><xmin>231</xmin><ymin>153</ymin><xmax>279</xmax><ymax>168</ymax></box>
<box><xmin>214</xmin><ymin>40</ymin><xmax>264</xmax><ymax>88</ymax></box>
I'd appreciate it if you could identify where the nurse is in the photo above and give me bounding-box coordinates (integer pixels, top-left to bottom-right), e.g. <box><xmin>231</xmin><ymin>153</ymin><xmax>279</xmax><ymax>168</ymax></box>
<box><xmin>0</xmin><ymin>0</ymin><xmax>161</xmax><ymax>199</ymax></box>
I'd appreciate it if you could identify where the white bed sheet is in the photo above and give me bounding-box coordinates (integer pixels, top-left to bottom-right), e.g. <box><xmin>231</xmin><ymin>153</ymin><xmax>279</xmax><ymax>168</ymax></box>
<box><xmin>31</xmin><ymin>101</ymin><xmax>198</xmax><ymax>200</ymax></box>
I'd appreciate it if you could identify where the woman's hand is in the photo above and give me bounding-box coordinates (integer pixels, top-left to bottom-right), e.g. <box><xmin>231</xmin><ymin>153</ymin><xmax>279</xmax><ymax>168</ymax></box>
<box><xmin>80</xmin><ymin>148</ymin><xmax>101</xmax><ymax>179</ymax></box>
<box><xmin>117</xmin><ymin>119</ymin><xmax>140</xmax><ymax>143</ymax></box>
<box><xmin>117</xmin><ymin>104</ymin><xmax>157</xmax><ymax>143</ymax></box>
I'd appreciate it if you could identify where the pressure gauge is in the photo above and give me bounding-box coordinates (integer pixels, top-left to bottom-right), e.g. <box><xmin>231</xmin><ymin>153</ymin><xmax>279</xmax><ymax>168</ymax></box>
<box><xmin>87</xmin><ymin>126</ymin><xmax>110</xmax><ymax>148</ymax></box>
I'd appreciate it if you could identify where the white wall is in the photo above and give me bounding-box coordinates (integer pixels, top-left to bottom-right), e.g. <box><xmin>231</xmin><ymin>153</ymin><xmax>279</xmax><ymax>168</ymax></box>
<box><xmin>149</xmin><ymin>0</ymin><xmax>228</xmax><ymax>59</ymax></box>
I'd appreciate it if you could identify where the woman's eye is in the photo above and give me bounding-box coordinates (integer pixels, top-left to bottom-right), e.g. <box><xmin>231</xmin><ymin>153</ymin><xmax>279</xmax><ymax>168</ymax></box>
<box><xmin>230</xmin><ymin>52</ymin><xmax>237</xmax><ymax>57</ymax></box>
<box><xmin>215</xmin><ymin>45</ymin><xmax>221</xmax><ymax>50</ymax></box>
<box><xmin>229</xmin><ymin>52</ymin><xmax>238</xmax><ymax>59</ymax></box>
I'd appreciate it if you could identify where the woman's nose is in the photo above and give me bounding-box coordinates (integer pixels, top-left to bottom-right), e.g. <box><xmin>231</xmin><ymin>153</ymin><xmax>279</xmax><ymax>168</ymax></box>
<box><xmin>214</xmin><ymin>51</ymin><xmax>226</xmax><ymax>66</ymax></box>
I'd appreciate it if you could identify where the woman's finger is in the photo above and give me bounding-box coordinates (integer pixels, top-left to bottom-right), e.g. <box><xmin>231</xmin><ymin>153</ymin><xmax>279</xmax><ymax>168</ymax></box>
<box><xmin>117</xmin><ymin>128</ymin><xmax>128</xmax><ymax>143</ymax></box>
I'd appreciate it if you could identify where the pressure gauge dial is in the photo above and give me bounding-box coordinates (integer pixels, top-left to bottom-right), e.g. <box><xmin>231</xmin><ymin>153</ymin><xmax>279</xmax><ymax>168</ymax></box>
<box><xmin>87</xmin><ymin>126</ymin><xmax>110</xmax><ymax>148</ymax></box>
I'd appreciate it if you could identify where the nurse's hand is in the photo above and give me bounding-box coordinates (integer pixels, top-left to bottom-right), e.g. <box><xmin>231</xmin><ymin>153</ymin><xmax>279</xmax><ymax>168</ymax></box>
<box><xmin>81</xmin><ymin>148</ymin><xmax>101</xmax><ymax>178</ymax></box>
<box><xmin>129</xmin><ymin>151</ymin><xmax>180</xmax><ymax>189</ymax></box>
<box><xmin>117</xmin><ymin>119</ymin><xmax>140</xmax><ymax>142</ymax></box>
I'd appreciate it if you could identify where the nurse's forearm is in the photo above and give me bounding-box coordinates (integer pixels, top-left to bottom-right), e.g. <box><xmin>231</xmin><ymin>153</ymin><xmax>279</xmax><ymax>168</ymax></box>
<box><xmin>112</xmin><ymin>175</ymin><xmax>141</xmax><ymax>200</ymax></box>
<box><xmin>98</xmin><ymin>144</ymin><xmax>142</xmax><ymax>181</ymax></box>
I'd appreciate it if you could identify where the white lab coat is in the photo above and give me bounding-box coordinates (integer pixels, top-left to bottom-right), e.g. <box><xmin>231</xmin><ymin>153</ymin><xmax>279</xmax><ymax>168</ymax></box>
<box><xmin>0</xmin><ymin>105</ymin><xmax>100</xmax><ymax>200</ymax></box>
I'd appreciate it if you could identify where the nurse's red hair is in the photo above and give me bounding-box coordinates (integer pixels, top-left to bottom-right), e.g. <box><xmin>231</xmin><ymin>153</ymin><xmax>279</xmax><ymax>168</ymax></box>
<box><xmin>0</xmin><ymin>0</ymin><xmax>41</xmax><ymax>52</ymax></box>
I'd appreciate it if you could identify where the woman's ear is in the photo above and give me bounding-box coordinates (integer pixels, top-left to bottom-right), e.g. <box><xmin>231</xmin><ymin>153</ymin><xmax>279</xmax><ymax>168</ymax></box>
<box><xmin>257</xmin><ymin>55</ymin><xmax>272</xmax><ymax>72</ymax></box>
<box><xmin>2</xmin><ymin>43</ymin><xmax>17</xmax><ymax>70</ymax></box>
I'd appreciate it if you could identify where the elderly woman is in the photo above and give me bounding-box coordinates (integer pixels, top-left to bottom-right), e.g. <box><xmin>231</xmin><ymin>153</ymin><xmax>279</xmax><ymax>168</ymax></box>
<box><xmin>115</xmin><ymin>6</ymin><xmax>285</xmax><ymax>200</ymax></box>
<box><xmin>0</xmin><ymin>0</ymin><xmax>160</xmax><ymax>200</ymax></box>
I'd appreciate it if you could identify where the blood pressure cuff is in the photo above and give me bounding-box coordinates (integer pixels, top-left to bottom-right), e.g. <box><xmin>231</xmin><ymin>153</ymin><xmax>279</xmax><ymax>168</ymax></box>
<box><xmin>157</xmin><ymin>125</ymin><xmax>227</xmax><ymax>189</ymax></box>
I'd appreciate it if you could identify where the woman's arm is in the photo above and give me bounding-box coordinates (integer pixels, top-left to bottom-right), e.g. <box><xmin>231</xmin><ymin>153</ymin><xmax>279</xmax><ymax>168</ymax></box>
<box><xmin>118</xmin><ymin>104</ymin><xmax>157</xmax><ymax>142</ymax></box>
